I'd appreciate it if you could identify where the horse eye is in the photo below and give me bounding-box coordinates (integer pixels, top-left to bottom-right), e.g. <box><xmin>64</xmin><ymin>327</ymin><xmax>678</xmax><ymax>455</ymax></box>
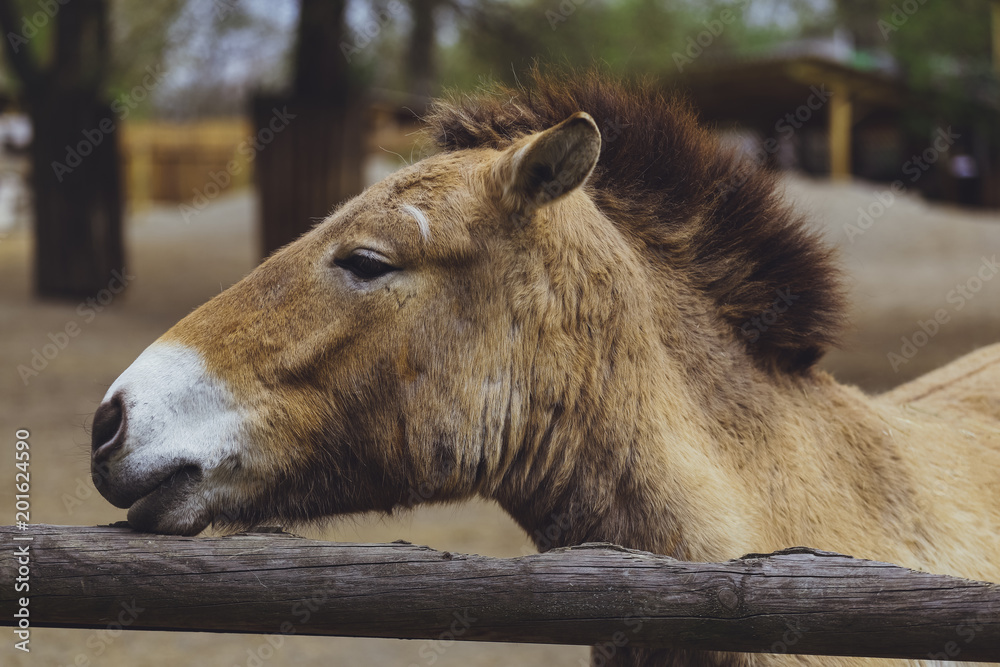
<box><xmin>334</xmin><ymin>252</ymin><xmax>398</xmax><ymax>280</ymax></box>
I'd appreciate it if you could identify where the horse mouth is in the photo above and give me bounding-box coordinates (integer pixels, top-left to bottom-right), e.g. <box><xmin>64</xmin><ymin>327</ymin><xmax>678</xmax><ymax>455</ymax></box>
<box><xmin>125</xmin><ymin>465</ymin><xmax>212</xmax><ymax>536</ymax></box>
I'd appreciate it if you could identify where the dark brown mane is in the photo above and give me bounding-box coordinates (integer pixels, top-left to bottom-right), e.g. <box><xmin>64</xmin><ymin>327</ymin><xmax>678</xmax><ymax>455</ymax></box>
<box><xmin>425</xmin><ymin>67</ymin><xmax>845</xmax><ymax>373</ymax></box>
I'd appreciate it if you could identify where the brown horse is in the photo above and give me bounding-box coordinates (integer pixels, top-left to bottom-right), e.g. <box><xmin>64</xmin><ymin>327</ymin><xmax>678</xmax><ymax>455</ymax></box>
<box><xmin>91</xmin><ymin>71</ymin><xmax>1000</xmax><ymax>666</ymax></box>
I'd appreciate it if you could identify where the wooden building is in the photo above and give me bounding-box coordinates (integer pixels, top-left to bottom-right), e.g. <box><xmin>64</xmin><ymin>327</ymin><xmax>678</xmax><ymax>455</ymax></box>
<box><xmin>670</xmin><ymin>54</ymin><xmax>1000</xmax><ymax>207</ymax></box>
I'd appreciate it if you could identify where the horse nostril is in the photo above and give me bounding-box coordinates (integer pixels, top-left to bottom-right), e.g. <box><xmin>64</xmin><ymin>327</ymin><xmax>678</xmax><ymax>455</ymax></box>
<box><xmin>92</xmin><ymin>394</ymin><xmax>126</xmax><ymax>462</ymax></box>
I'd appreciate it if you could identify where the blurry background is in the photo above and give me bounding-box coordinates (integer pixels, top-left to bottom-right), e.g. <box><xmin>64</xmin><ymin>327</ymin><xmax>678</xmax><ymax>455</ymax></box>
<box><xmin>2</xmin><ymin>0</ymin><xmax>999</xmax><ymax>665</ymax></box>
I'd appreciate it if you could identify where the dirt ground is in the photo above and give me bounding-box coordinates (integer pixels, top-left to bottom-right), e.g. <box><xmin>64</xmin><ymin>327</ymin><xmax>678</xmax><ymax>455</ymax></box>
<box><xmin>1</xmin><ymin>173</ymin><xmax>998</xmax><ymax>666</ymax></box>
<box><xmin>786</xmin><ymin>175</ymin><xmax>1000</xmax><ymax>391</ymax></box>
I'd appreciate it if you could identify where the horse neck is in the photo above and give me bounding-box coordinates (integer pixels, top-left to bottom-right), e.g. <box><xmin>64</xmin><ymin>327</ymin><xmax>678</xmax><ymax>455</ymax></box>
<box><xmin>489</xmin><ymin>275</ymin><xmax>910</xmax><ymax>563</ymax></box>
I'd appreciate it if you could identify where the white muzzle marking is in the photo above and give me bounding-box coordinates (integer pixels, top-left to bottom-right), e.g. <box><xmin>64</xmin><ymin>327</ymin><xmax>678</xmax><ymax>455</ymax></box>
<box><xmin>104</xmin><ymin>341</ymin><xmax>247</xmax><ymax>476</ymax></box>
<box><xmin>94</xmin><ymin>340</ymin><xmax>250</xmax><ymax>533</ymax></box>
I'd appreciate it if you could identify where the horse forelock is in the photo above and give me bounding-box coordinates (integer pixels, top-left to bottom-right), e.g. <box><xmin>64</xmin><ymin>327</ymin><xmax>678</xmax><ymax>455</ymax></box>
<box><xmin>425</xmin><ymin>67</ymin><xmax>846</xmax><ymax>374</ymax></box>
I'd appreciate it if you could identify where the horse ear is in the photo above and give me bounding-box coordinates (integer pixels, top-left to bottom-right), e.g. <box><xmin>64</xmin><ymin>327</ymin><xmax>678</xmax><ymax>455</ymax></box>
<box><xmin>496</xmin><ymin>111</ymin><xmax>601</xmax><ymax>216</ymax></box>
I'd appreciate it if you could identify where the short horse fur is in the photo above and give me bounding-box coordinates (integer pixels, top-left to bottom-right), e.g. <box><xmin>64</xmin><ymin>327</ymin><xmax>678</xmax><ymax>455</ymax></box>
<box><xmin>91</xmin><ymin>70</ymin><xmax>1000</xmax><ymax>667</ymax></box>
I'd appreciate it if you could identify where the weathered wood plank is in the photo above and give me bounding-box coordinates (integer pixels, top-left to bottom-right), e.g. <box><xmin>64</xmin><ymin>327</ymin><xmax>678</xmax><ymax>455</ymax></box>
<box><xmin>2</xmin><ymin>525</ymin><xmax>998</xmax><ymax>661</ymax></box>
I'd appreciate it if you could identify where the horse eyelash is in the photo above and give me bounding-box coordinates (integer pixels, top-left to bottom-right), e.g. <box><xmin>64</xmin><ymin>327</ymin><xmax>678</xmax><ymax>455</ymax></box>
<box><xmin>334</xmin><ymin>254</ymin><xmax>398</xmax><ymax>280</ymax></box>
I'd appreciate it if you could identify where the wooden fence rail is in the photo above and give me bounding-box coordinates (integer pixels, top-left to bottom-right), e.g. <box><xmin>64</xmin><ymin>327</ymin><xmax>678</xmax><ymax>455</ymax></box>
<box><xmin>2</xmin><ymin>525</ymin><xmax>998</xmax><ymax>661</ymax></box>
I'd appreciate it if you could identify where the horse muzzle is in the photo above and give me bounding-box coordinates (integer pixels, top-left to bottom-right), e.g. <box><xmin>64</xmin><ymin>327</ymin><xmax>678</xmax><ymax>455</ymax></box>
<box><xmin>91</xmin><ymin>341</ymin><xmax>248</xmax><ymax>535</ymax></box>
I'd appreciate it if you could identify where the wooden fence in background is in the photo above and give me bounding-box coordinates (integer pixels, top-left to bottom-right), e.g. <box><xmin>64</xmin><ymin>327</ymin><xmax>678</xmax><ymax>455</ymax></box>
<box><xmin>118</xmin><ymin>106</ymin><xmax>425</xmax><ymax>218</ymax></box>
<box><xmin>121</xmin><ymin>120</ymin><xmax>252</xmax><ymax>210</ymax></box>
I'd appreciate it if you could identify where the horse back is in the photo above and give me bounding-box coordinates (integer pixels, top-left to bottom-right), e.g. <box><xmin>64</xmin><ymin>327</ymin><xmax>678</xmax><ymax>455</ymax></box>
<box><xmin>881</xmin><ymin>342</ymin><xmax>1000</xmax><ymax>426</ymax></box>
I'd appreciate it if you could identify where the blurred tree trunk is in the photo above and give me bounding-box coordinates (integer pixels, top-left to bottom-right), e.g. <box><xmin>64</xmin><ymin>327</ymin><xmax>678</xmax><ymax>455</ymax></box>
<box><xmin>0</xmin><ymin>0</ymin><xmax>123</xmax><ymax>299</ymax></box>
<box><xmin>255</xmin><ymin>0</ymin><xmax>365</xmax><ymax>256</ymax></box>
<box><xmin>408</xmin><ymin>0</ymin><xmax>438</xmax><ymax>106</ymax></box>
